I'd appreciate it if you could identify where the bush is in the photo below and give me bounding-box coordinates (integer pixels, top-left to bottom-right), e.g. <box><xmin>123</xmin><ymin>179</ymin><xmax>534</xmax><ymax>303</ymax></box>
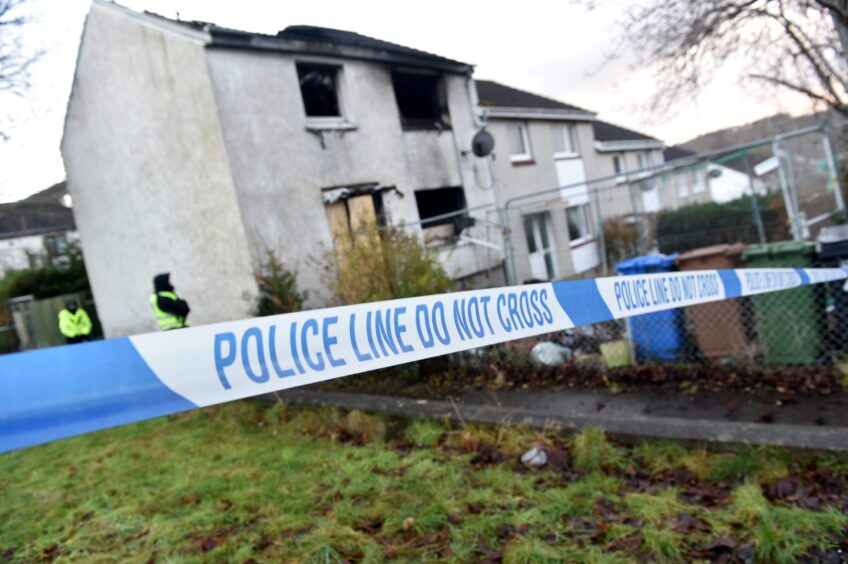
<box><xmin>603</xmin><ymin>218</ymin><xmax>641</xmax><ymax>269</ymax></box>
<box><xmin>323</xmin><ymin>222</ymin><xmax>453</xmax><ymax>306</ymax></box>
<box><xmin>4</xmin><ymin>242</ymin><xmax>91</xmax><ymax>299</ymax></box>
<box><xmin>656</xmin><ymin>192</ymin><xmax>787</xmax><ymax>254</ymax></box>
<box><xmin>254</xmin><ymin>250</ymin><xmax>307</xmax><ymax>316</ymax></box>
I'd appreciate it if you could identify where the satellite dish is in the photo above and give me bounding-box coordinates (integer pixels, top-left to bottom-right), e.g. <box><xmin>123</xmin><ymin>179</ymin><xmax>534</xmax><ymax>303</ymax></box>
<box><xmin>471</xmin><ymin>130</ymin><xmax>495</xmax><ymax>157</ymax></box>
<box><xmin>707</xmin><ymin>167</ymin><xmax>723</xmax><ymax>179</ymax></box>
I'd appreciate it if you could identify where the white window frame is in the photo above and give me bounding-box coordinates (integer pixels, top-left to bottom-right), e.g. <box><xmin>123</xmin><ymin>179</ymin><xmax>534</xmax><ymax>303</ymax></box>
<box><xmin>553</xmin><ymin>124</ymin><xmax>579</xmax><ymax>159</ymax></box>
<box><xmin>677</xmin><ymin>173</ymin><xmax>689</xmax><ymax>198</ymax></box>
<box><xmin>508</xmin><ymin>123</ymin><xmax>533</xmax><ymax>162</ymax></box>
<box><xmin>297</xmin><ymin>61</ymin><xmax>357</xmax><ymax>132</ymax></box>
<box><xmin>637</xmin><ymin>151</ymin><xmax>653</xmax><ymax>170</ymax></box>
<box><xmin>693</xmin><ymin>169</ymin><xmax>706</xmax><ymax>193</ymax></box>
<box><xmin>566</xmin><ymin>203</ymin><xmax>594</xmax><ymax>247</ymax></box>
<box><xmin>612</xmin><ymin>154</ymin><xmax>624</xmax><ymax>175</ymax></box>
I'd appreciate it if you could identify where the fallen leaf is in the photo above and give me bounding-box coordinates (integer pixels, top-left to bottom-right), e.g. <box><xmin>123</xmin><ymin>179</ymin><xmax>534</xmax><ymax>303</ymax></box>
<box><xmin>353</xmin><ymin>517</ymin><xmax>384</xmax><ymax>534</ymax></box>
<box><xmin>672</xmin><ymin>513</ymin><xmax>711</xmax><ymax>534</ymax></box>
<box><xmin>608</xmin><ymin>532</ymin><xmax>643</xmax><ymax>552</ymax></box>
<box><xmin>199</xmin><ymin>537</ymin><xmax>218</xmax><ymax>552</ymax></box>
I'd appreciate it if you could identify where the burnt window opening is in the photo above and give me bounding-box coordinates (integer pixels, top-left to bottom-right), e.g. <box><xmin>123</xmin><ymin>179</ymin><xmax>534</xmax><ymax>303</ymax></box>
<box><xmin>414</xmin><ymin>187</ymin><xmax>472</xmax><ymax>241</ymax></box>
<box><xmin>297</xmin><ymin>63</ymin><xmax>341</xmax><ymax>117</ymax></box>
<box><xmin>392</xmin><ymin>72</ymin><xmax>450</xmax><ymax>130</ymax></box>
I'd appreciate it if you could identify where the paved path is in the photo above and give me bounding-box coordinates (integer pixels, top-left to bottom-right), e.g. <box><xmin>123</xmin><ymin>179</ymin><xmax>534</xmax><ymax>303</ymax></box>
<box><xmin>274</xmin><ymin>387</ymin><xmax>848</xmax><ymax>451</ymax></box>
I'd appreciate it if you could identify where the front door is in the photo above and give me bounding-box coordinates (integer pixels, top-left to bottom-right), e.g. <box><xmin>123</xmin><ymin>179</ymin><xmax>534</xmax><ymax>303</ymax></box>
<box><xmin>523</xmin><ymin>212</ymin><xmax>557</xmax><ymax>281</ymax></box>
<box><xmin>641</xmin><ymin>184</ymin><xmax>661</xmax><ymax>213</ymax></box>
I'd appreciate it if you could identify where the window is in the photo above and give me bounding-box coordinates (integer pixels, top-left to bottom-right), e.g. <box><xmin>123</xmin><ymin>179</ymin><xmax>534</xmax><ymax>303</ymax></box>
<box><xmin>507</xmin><ymin>123</ymin><xmax>532</xmax><ymax>162</ymax></box>
<box><xmin>392</xmin><ymin>71</ymin><xmax>450</xmax><ymax>130</ymax></box>
<box><xmin>553</xmin><ymin>124</ymin><xmax>578</xmax><ymax>157</ymax></box>
<box><xmin>693</xmin><ymin>170</ymin><xmax>706</xmax><ymax>193</ymax></box>
<box><xmin>677</xmin><ymin>173</ymin><xmax>689</xmax><ymax>198</ymax></box>
<box><xmin>566</xmin><ymin>204</ymin><xmax>592</xmax><ymax>243</ymax></box>
<box><xmin>44</xmin><ymin>234</ymin><xmax>68</xmax><ymax>257</ymax></box>
<box><xmin>612</xmin><ymin>154</ymin><xmax>624</xmax><ymax>175</ymax></box>
<box><xmin>297</xmin><ymin>63</ymin><xmax>341</xmax><ymax>117</ymax></box>
<box><xmin>524</xmin><ymin>213</ymin><xmax>557</xmax><ymax>280</ymax></box>
<box><xmin>414</xmin><ymin>187</ymin><xmax>470</xmax><ymax>240</ymax></box>
<box><xmin>637</xmin><ymin>151</ymin><xmax>653</xmax><ymax>170</ymax></box>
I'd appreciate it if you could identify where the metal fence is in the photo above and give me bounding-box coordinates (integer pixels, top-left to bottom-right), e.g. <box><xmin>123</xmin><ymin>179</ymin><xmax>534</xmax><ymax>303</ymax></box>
<box><xmin>401</xmin><ymin>121</ymin><xmax>848</xmax><ymax>368</ymax></box>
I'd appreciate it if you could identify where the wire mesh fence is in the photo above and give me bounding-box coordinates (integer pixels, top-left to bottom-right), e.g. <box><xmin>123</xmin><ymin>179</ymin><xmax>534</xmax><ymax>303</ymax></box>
<box><xmin>487</xmin><ymin>124</ymin><xmax>848</xmax><ymax>370</ymax></box>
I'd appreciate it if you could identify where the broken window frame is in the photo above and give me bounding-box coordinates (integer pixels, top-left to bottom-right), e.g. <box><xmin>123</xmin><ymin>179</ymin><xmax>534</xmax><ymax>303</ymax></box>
<box><xmin>296</xmin><ymin>62</ymin><xmax>343</xmax><ymax>119</ymax></box>
<box><xmin>391</xmin><ymin>70</ymin><xmax>451</xmax><ymax>131</ymax></box>
<box><xmin>414</xmin><ymin>186</ymin><xmax>470</xmax><ymax>244</ymax></box>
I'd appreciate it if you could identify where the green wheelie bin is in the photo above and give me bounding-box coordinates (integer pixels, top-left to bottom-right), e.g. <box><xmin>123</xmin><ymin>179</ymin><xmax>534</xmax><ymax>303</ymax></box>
<box><xmin>741</xmin><ymin>242</ymin><xmax>821</xmax><ymax>364</ymax></box>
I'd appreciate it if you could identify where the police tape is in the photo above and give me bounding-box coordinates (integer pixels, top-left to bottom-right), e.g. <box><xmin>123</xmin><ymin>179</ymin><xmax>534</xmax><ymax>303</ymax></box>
<box><xmin>1</xmin><ymin>267</ymin><xmax>846</xmax><ymax>453</ymax></box>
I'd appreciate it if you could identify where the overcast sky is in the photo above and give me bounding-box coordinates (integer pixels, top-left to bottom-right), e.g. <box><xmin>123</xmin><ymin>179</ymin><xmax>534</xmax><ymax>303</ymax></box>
<box><xmin>0</xmin><ymin>0</ymin><xmax>816</xmax><ymax>202</ymax></box>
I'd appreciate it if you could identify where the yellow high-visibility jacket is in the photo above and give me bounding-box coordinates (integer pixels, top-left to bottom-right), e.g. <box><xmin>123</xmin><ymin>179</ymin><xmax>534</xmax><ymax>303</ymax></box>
<box><xmin>58</xmin><ymin>308</ymin><xmax>93</xmax><ymax>338</ymax></box>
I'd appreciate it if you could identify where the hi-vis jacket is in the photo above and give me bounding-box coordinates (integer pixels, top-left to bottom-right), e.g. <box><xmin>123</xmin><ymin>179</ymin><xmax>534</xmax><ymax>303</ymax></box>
<box><xmin>58</xmin><ymin>308</ymin><xmax>93</xmax><ymax>338</ymax></box>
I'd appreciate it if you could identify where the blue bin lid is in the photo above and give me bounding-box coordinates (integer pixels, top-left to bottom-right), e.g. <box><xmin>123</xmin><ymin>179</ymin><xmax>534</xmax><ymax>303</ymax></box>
<box><xmin>615</xmin><ymin>253</ymin><xmax>679</xmax><ymax>274</ymax></box>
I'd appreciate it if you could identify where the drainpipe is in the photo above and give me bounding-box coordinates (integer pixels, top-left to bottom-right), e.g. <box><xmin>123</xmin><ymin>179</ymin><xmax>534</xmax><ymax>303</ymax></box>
<box><xmin>467</xmin><ymin>73</ymin><xmax>509</xmax><ymax>283</ymax></box>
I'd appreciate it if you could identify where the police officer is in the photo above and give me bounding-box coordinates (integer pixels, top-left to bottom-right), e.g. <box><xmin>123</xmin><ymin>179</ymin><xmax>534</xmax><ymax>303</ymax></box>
<box><xmin>150</xmin><ymin>273</ymin><xmax>190</xmax><ymax>330</ymax></box>
<box><xmin>58</xmin><ymin>298</ymin><xmax>93</xmax><ymax>344</ymax></box>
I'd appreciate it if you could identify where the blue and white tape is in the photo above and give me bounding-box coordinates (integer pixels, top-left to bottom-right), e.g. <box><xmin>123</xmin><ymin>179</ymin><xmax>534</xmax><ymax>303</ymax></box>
<box><xmin>1</xmin><ymin>267</ymin><xmax>846</xmax><ymax>453</ymax></box>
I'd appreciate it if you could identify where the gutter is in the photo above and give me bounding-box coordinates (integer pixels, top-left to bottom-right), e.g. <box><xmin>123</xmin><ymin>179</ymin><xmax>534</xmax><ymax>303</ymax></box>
<box><xmin>594</xmin><ymin>139</ymin><xmax>665</xmax><ymax>152</ymax></box>
<box><xmin>481</xmin><ymin>106</ymin><xmax>597</xmax><ymax>122</ymax></box>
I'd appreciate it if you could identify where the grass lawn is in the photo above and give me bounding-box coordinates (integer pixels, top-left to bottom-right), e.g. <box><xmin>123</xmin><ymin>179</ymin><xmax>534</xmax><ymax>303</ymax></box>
<box><xmin>1</xmin><ymin>400</ymin><xmax>847</xmax><ymax>562</ymax></box>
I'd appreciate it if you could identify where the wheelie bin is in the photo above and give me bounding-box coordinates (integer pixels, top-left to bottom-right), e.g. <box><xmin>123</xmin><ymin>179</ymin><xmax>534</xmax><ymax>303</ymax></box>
<box><xmin>615</xmin><ymin>254</ymin><xmax>684</xmax><ymax>361</ymax></box>
<box><xmin>741</xmin><ymin>242</ymin><xmax>820</xmax><ymax>364</ymax></box>
<box><xmin>676</xmin><ymin>243</ymin><xmax>750</xmax><ymax>359</ymax></box>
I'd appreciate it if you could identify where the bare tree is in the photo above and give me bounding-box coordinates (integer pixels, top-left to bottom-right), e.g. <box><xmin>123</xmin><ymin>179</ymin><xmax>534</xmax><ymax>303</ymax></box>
<box><xmin>593</xmin><ymin>0</ymin><xmax>848</xmax><ymax>118</ymax></box>
<box><xmin>0</xmin><ymin>0</ymin><xmax>40</xmax><ymax>139</ymax></box>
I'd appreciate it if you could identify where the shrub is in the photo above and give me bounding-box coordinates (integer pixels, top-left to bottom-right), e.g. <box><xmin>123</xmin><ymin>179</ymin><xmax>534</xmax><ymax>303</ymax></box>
<box><xmin>603</xmin><ymin>217</ymin><xmax>641</xmax><ymax>269</ymax></box>
<box><xmin>656</xmin><ymin>192</ymin><xmax>787</xmax><ymax>254</ymax></box>
<box><xmin>323</xmin><ymin>222</ymin><xmax>453</xmax><ymax>306</ymax></box>
<box><xmin>254</xmin><ymin>250</ymin><xmax>307</xmax><ymax>316</ymax></box>
<box><xmin>4</xmin><ymin>242</ymin><xmax>91</xmax><ymax>299</ymax></box>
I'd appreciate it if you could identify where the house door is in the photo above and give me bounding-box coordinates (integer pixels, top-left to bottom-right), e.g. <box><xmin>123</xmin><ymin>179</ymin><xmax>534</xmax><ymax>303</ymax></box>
<box><xmin>641</xmin><ymin>184</ymin><xmax>661</xmax><ymax>213</ymax></box>
<box><xmin>523</xmin><ymin>212</ymin><xmax>557</xmax><ymax>281</ymax></box>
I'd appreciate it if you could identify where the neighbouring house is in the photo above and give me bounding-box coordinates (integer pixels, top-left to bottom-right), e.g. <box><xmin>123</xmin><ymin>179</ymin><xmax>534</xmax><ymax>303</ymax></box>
<box><xmin>664</xmin><ymin>146</ymin><xmax>765</xmax><ymax>204</ymax></box>
<box><xmin>62</xmin><ymin>1</ymin><xmax>500</xmax><ymax>337</ymax></box>
<box><xmin>662</xmin><ymin>147</ymin><xmax>717</xmax><ymax>206</ymax></box>
<box><xmin>0</xmin><ymin>182</ymin><xmax>77</xmax><ymax>276</ymax></box>
<box><xmin>475</xmin><ymin>80</ymin><xmax>603</xmax><ymax>282</ymax></box>
<box><xmin>590</xmin><ymin>120</ymin><xmax>671</xmax><ymax>217</ymax></box>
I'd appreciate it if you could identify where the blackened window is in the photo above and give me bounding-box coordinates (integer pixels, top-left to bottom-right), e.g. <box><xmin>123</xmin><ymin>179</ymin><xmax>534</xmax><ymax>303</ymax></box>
<box><xmin>297</xmin><ymin>63</ymin><xmax>340</xmax><ymax>117</ymax></box>
<box><xmin>392</xmin><ymin>72</ymin><xmax>450</xmax><ymax>130</ymax></box>
<box><xmin>414</xmin><ymin>187</ymin><xmax>467</xmax><ymax>228</ymax></box>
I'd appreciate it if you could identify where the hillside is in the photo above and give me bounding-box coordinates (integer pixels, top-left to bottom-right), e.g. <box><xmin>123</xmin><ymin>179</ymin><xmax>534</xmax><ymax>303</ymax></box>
<box><xmin>677</xmin><ymin>113</ymin><xmax>830</xmax><ymax>155</ymax></box>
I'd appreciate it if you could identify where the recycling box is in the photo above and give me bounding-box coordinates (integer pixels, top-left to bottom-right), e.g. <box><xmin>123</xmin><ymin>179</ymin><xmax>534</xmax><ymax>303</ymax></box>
<box><xmin>742</xmin><ymin>242</ymin><xmax>821</xmax><ymax>364</ymax></box>
<box><xmin>615</xmin><ymin>254</ymin><xmax>683</xmax><ymax>361</ymax></box>
<box><xmin>676</xmin><ymin>244</ymin><xmax>750</xmax><ymax>359</ymax></box>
